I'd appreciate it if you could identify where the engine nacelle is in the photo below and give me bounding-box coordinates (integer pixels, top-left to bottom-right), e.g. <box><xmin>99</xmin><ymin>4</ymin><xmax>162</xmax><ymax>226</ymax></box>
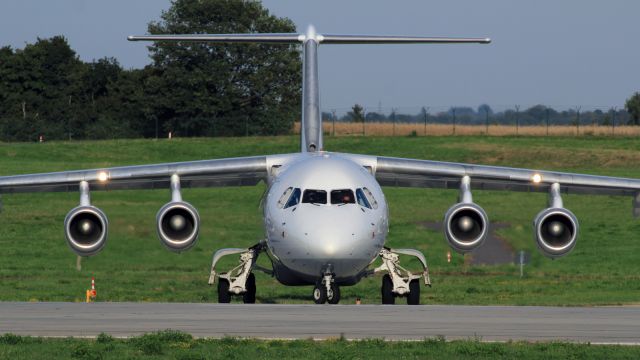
<box><xmin>156</xmin><ymin>201</ymin><xmax>200</xmax><ymax>252</ymax></box>
<box><xmin>64</xmin><ymin>206</ymin><xmax>108</xmax><ymax>256</ymax></box>
<box><xmin>534</xmin><ymin>207</ymin><xmax>578</xmax><ymax>258</ymax></box>
<box><xmin>444</xmin><ymin>202</ymin><xmax>489</xmax><ymax>253</ymax></box>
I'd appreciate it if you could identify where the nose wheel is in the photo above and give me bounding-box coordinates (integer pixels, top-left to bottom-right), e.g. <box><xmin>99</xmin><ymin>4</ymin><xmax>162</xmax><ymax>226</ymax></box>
<box><xmin>313</xmin><ymin>273</ymin><xmax>340</xmax><ymax>304</ymax></box>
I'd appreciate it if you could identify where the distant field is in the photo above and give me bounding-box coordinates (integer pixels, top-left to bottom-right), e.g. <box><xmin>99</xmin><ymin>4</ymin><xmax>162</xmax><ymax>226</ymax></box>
<box><xmin>295</xmin><ymin>122</ymin><xmax>640</xmax><ymax>137</ymax></box>
<box><xmin>1</xmin><ymin>135</ymin><xmax>640</xmax><ymax>305</ymax></box>
<box><xmin>3</xmin><ymin>331</ymin><xmax>640</xmax><ymax>359</ymax></box>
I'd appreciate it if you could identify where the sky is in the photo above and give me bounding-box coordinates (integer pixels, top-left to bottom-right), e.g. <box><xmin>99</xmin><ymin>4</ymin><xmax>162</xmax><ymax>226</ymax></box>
<box><xmin>1</xmin><ymin>1</ymin><xmax>639</xmax><ymax>113</ymax></box>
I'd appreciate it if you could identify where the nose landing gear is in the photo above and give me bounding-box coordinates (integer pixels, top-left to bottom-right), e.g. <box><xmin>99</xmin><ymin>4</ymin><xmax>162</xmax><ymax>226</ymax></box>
<box><xmin>313</xmin><ymin>272</ymin><xmax>340</xmax><ymax>304</ymax></box>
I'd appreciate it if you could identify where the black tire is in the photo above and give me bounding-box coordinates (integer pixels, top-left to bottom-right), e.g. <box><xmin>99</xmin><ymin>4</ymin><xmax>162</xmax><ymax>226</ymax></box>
<box><xmin>381</xmin><ymin>274</ymin><xmax>395</xmax><ymax>305</ymax></box>
<box><xmin>217</xmin><ymin>279</ymin><xmax>231</xmax><ymax>303</ymax></box>
<box><xmin>243</xmin><ymin>273</ymin><xmax>256</xmax><ymax>304</ymax></box>
<box><xmin>407</xmin><ymin>279</ymin><xmax>420</xmax><ymax>305</ymax></box>
<box><xmin>313</xmin><ymin>284</ymin><xmax>327</xmax><ymax>304</ymax></box>
<box><xmin>327</xmin><ymin>283</ymin><xmax>341</xmax><ymax>304</ymax></box>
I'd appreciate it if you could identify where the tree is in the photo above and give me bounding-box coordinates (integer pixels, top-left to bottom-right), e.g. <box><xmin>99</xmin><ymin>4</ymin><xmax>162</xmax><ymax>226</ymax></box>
<box><xmin>348</xmin><ymin>104</ymin><xmax>364</xmax><ymax>122</ymax></box>
<box><xmin>625</xmin><ymin>92</ymin><xmax>640</xmax><ymax>125</ymax></box>
<box><xmin>144</xmin><ymin>0</ymin><xmax>301</xmax><ymax>136</ymax></box>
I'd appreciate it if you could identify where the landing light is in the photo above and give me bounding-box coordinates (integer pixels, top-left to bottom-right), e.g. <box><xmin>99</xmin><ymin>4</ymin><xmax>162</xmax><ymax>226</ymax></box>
<box><xmin>97</xmin><ymin>171</ymin><xmax>109</xmax><ymax>182</ymax></box>
<box><xmin>532</xmin><ymin>173</ymin><xmax>542</xmax><ymax>184</ymax></box>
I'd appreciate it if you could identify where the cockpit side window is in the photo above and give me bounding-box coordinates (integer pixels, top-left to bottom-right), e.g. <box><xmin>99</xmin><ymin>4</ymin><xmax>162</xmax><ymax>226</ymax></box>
<box><xmin>362</xmin><ymin>187</ymin><xmax>379</xmax><ymax>209</ymax></box>
<box><xmin>331</xmin><ymin>189</ymin><xmax>355</xmax><ymax>205</ymax></box>
<box><xmin>355</xmin><ymin>188</ymin><xmax>372</xmax><ymax>209</ymax></box>
<box><xmin>302</xmin><ymin>189</ymin><xmax>327</xmax><ymax>204</ymax></box>
<box><xmin>284</xmin><ymin>188</ymin><xmax>301</xmax><ymax>209</ymax></box>
<box><xmin>277</xmin><ymin>187</ymin><xmax>293</xmax><ymax>209</ymax></box>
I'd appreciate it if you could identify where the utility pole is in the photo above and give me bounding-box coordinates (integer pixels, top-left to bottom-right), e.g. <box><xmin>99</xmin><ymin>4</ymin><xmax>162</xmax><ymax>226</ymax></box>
<box><xmin>612</xmin><ymin>107</ymin><xmax>617</xmax><ymax>135</ymax></box>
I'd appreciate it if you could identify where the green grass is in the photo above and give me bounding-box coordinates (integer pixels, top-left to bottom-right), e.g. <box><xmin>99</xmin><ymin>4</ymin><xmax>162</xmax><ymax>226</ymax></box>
<box><xmin>1</xmin><ymin>135</ymin><xmax>640</xmax><ymax>305</ymax></box>
<box><xmin>2</xmin><ymin>331</ymin><xmax>640</xmax><ymax>359</ymax></box>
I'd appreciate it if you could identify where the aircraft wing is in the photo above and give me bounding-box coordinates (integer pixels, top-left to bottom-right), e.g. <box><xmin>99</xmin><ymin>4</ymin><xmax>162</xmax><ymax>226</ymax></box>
<box><xmin>0</xmin><ymin>155</ymin><xmax>276</xmax><ymax>194</ymax></box>
<box><xmin>373</xmin><ymin>156</ymin><xmax>640</xmax><ymax>197</ymax></box>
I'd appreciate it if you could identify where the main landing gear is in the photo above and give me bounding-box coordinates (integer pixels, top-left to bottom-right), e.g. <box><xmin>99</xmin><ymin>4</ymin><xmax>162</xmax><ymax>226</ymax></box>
<box><xmin>374</xmin><ymin>247</ymin><xmax>431</xmax><ymax>305</ymax></box>
<box><xmin>208</xmin><ymin>242</ymin><xmax>271</xmax><ymax>304</ymax></box>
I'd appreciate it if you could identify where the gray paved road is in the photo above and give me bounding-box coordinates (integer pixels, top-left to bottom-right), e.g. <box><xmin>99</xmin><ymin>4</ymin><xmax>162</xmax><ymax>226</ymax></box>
<box><xmin>1</xmin><ymin>302</ymin><xmax>639</xmax><ymax>343</ymax></box>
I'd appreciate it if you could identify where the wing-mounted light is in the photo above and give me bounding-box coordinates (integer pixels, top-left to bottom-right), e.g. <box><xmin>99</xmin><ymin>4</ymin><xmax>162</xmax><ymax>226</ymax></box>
<box><xmin>444</xmin><ymin>176</ymin><xmax>489</xmax><ymax>253</ymax></box>
<box><xmin>156</xmin><ymin>174</ymin><xmax>200</xmax><ymax>252</ymax></box>
<box><xmin>534</xmin><ymin>183</ymin><xmax>579</xmax><ymax>258</ymax></box>
<box><xmin>64</xmin><ymin>181</ymin><xmax>109</xmax><ymax>256</ymax></box>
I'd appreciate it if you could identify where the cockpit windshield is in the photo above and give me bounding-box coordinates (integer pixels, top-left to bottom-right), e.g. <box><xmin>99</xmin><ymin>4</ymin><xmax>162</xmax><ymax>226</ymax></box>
<box><xmin>284</xmin><ymin>188</ymin><xmax>301</xmax><ymax>209</ymax></box>
<box><xmin>331</xmin><ymin>189</ymin><xmax>355</xmax><ymax>205</ymax></box>
<box><xmin>302</xmin><ymin>189</ymin><xmax>327</xmax><ymax>204</ymax></box>
<box><xmin>355</xmin><ymin>188</ymin><xmax>371</xmax><ymax>209</ymax></box>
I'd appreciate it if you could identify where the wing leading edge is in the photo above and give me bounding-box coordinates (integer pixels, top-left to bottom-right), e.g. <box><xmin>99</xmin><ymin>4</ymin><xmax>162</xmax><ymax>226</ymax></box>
<box><xmin>0</xmin><ymin>155</ymin><xmax>277</xmax><ymax>194</ymax></box>
<box><xmin>373</xmin><ymin>156</ymin><xmax>640</xmax><ymax>197</ymax></box>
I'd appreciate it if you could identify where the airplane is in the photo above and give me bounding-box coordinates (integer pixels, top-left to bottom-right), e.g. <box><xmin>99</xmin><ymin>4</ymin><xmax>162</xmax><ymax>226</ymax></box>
<box><xmin>2</xmin><ymin>25</ymin><xmax>640</xmax><ymax>305</ymax></box>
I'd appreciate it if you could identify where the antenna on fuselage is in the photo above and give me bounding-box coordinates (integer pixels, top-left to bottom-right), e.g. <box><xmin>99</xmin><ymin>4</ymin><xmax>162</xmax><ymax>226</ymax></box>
<box><xmin>128</xmin><ymin>26</ymin><xmax>490</xmax><ymax>153</ymax></box>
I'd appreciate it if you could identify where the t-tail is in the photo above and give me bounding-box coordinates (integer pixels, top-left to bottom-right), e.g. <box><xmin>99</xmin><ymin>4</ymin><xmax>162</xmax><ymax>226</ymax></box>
<box><xmin>128</xmin><ymin>25</ymin><xmax>490</xmax><ymax>153</ymax></box>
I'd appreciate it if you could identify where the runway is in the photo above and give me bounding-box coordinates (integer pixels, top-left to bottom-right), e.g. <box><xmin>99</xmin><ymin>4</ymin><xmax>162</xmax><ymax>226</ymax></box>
<box><xmin>1</xmin><ymin>302</ymin><xmax>639</xmax><ymax>343</ymax></box>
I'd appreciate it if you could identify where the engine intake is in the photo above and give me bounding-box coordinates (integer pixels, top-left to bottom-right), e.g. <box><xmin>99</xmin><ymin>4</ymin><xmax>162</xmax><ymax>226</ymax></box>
<box><xmin>156</xmin><ymin>201</ymin><xmax>200</xmax><ymax>252</ymax></box>
<box><xmin>64</xmin><ymin>206</ymin><xmax>108</xmax><ymax>256</ymax></box>
<box><xmin>534</xmin><ymin>207</ymin><xmax>578</xmax><ymax>258</ymax></box>
<box><xmin>444</xmin><ymin>202</ymin><xmax>489</xmax><ymax>253</ymax></box>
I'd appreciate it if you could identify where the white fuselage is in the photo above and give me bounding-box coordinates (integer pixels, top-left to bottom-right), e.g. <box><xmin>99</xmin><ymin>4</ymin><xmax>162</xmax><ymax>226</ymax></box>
<box><xmin>263</xmin><ymin>152</ymin><xmax>388</xmax><ymax>283</ymax></box>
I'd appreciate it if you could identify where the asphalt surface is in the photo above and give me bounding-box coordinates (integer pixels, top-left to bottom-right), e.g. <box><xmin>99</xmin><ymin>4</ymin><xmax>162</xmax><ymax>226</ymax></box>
<box><xmin>1</xmin><ymin>302</ymin><xmax>639</xmax><ymax>343</ymax></box>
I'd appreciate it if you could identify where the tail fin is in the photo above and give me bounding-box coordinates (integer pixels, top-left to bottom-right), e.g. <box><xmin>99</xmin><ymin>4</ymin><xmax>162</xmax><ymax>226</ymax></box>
<box><xmin>129</xmin><ymin>25</ymin><xmax>490</xmax><ymax>152</ymax></box>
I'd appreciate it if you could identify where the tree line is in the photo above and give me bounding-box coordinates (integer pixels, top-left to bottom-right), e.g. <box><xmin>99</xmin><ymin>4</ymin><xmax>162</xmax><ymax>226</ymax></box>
<box><xmin>0</xmin><ymin>0</ymin><xmax>301</xmax><ymax>142</ymax></box>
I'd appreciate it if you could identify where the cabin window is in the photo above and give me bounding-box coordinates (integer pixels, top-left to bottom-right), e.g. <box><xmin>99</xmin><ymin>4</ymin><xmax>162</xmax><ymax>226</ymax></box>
<box><xmin>284</xmin><ymin>188</ymin><xmax>301</xmax><ymax>209</ymax></box>
<box><xmin>362</xmin><ymin>187</ymin><xmax>378</xmax><ymax>209</ymax></box>
<box><xmin>355</xmin><ymin>188</ymin><xmax>372</xmax><ymax>209</ymax></box>
<box><xmin>277</xmin><ymin>187</ymin><xmax>293</xmax><ymax>209</ymax></box>
<box><xmin>302</xmin><ymin>189</ymin><xmax>327</xmax><ymax>204</ymax></box>
<box><xmin>331</xmin><ymin>189</ymin><xmax>355</xmax><ymax>205</ymax></box>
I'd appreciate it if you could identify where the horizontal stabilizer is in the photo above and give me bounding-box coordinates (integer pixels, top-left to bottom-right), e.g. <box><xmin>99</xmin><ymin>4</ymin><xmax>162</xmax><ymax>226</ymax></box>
<box><xmin>127</xmin><ymin>34</ymin><xmax>301</xmax><ymax>43</ymax></box>
<box><xmin>320</xmin><ymin>35</ymin><xmax>490</xmax><ymax>44</ymax></box>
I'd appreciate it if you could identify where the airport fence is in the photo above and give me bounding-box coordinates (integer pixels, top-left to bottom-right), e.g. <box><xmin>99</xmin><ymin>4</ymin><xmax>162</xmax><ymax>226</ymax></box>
<box><xmin>295</xmin><ymin>105</ymin><xmax>636</xmax><ymax>137</ymax></box>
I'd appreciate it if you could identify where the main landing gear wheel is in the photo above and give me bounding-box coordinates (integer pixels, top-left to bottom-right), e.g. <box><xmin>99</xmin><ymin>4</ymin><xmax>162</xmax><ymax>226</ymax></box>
<box><xmin>217</xmin><ymin>279</ymin><xmax>231</xmax><ymax>303</ymax></box>
<box><xmin>407</xmin><ymin>279</ymin><xmax>420</xmax><ymax>305</ymax></box>
<box><xmin>243</xmin><ymin>273</ymin><xmax>256</xmax><ymax>304</ymax></box>
<box><xmin>381</xmin><ymin>274</ymin><xmax>395</xmax><ymax>305</ymax></box>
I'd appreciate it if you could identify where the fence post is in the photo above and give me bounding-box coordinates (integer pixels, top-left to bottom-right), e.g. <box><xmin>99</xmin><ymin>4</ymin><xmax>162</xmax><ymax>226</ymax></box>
<box><xmin>424</xmin><ymin>106</ymin><xmax>429</xmax><ymax>136</ymax></box>
<box><xmin>612</xmin><ymin>107</ymin><xmax>616</xmax><ymax>136</ymax></box>
<box><xmin>392</xmin><ymin>108</ymin><xmax>397</xmax><ymax>136</ymax></box>
<box><xmin>576</xmin><ymin>106</ymin><xmax>581</xmax><ymax>136</ymax></box>
<box><xmin>545</xmin><ymin>108</ymin><xmax>550</xmax><ymax>136</ymax></box>
<box><xmin>485</xmin><ymin>108</ymin><xmax>489</xmax><ymax>135</ymax></box>
<box><xmin>332</xmin><ymin>109</ymin><xmax>336</xmax><ymax>136</ymax></box>
<box><xmin>515</xmin><ymin>105</ymin><xmax>520</xmax><ymax>135</ymax></box>
<box><xmin>452</xmin><ymin>108</ymin><xmax>456</xmax><ymax>135</ymax></box>
<box><xmin>362</xmin><ymin>108</ymin><xmax>366</xmax><ymax>136</ymax></box>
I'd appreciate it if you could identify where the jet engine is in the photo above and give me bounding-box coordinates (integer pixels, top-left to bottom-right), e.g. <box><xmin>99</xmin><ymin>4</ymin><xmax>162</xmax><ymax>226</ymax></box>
<box><xmin>443</xmin><ymin>176</ymin><xmax>489</xmax><ymax>253</ymax></box>
<box><xmin>533</xmin><ymin>207</ymin><xmax>578</xmax><ymax>258</ymax></box>
<box><xmin>444</xmin><ymin>202</ymin><xmax>489</xmax><ymax>253</ymax></box>
<box><xmin>156</xmin><ymin>201</ymin><xmax>200</xmax><ymax>252</ymax></box>
<box><xmin>156</xmin><ymin>174</ymin><xmax>200</xmax><ymax>252</ymax></box>
<box><xmin>533</xmin><ymin>182</ymin><xmax>579</xmax><ymax>258</ymax></box>
<box><xmin>64</xmin><ymin>182</ymin><xmax>108</xmax><ymax>256</ymax></box>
